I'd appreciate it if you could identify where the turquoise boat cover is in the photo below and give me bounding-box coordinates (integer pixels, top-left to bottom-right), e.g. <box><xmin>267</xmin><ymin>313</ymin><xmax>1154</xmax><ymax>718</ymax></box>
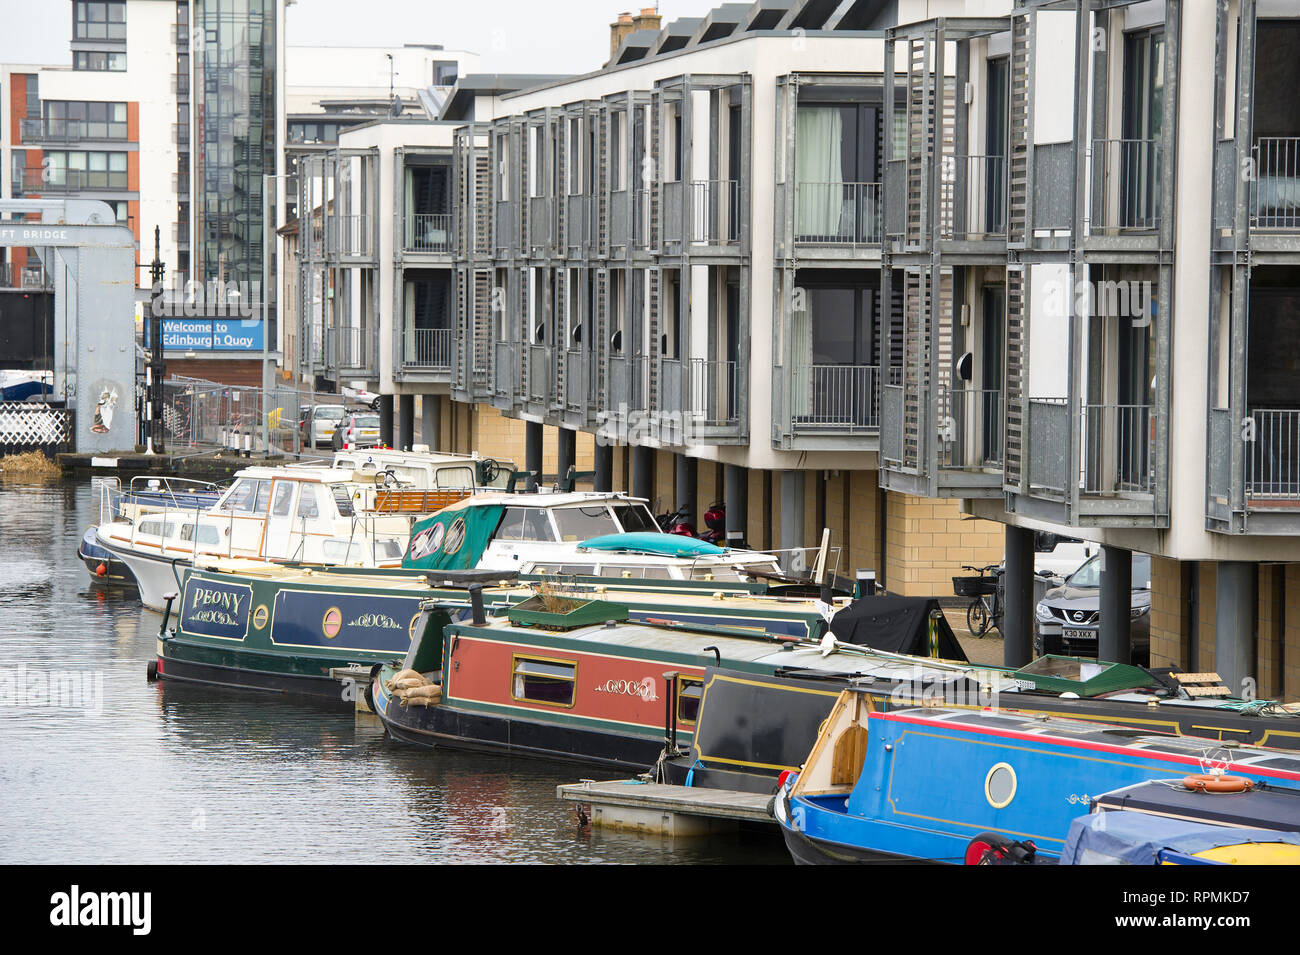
<box><xmin>1060</xmin><ymin>809</ymin><xmax>1300</xmax><ymax>865</ymax></box>
<box><xmin>403</xmin><ymin>505</ymin><xmax>504</xmax><ymax>571</ymax></box>
<box><xmin>578</xmin><ymin>532</ymin><xmax>727</xmax><ymax>558</ymax></box>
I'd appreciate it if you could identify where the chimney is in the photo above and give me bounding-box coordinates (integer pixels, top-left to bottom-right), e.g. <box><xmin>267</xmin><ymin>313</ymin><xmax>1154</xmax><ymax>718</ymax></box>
<box><xmin>632</xmin><ymin>6</ymin><xmax>662</xmax><ymax>34</ymax></box>
<box><xmin>609</xmin><ymin>11</ymin><xmax>636</xmax><ymax>61</ymax></box>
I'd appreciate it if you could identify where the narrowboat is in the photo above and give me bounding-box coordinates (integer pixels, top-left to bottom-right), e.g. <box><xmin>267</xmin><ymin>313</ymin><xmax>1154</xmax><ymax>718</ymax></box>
<box><xmin>1054</xmin><ymin>778</ymin><xmax>1300</xmax><ymax>866</ymax></box>
<box><xmin>98</xmin><ymin>450</ymin><xmax>506</xmax><ymax>610</ymax></box>
<box><xmin>771</xmin><ymin>692</ymin><xmax>1300</xmax><ymax>864</ymax></box>
<box><xmin>151</xmin><ymin>559</ymin><xmax>853</xmax><ymax>703</ymax></box>
<box><xmin>369</xmin><ymin>599</ymin><xmax>943</xmax><ymax>772</ymax></box>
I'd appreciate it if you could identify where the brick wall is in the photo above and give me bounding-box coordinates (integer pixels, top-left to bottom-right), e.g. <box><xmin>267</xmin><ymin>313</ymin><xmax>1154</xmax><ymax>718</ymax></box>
<box><xmin>1149</xmin><ymin>556</ymin><xmax>1190</xmax><ymax>668</ymax></box>
<box><xmin>884</xmin><ymin>493</ymin><xmax>1003</xmax><ymax>597</ymax></box>
<box><xmin>1197</xmin><ymin>563</ymin><xmax>1219</xmax><ymax>673</ymax></box>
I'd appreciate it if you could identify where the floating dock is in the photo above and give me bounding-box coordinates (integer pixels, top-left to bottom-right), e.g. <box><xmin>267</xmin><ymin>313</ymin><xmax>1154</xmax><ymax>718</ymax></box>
<box><xmin>557</xmin><ymin>779</ymin><xmax>775</xmax><ymax>837</ymax></box>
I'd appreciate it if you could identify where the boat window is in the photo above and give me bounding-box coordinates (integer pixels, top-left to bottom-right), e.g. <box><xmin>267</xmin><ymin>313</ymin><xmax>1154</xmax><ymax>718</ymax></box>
<box><xmin>271</xmin><ymin>482</ymin><xmax>295</xmax><ymax>517</ymax></box>
<box><xmin>612</xmin><ymin>503</ymin><xmax>658</xmax><ymax>534</ymax></box>
<box><xmin>496</xmin><ymin>507</ymin><xmax>556</xmax><ymax>542</ymax></box>
<box><xmin>608</xmin><ymin>564</ymin><xmax>673</xmax><ymax>580</ymax></box>
<box><xmin>689</xmin><ymin>566</ymin><xmax>745</xmax><ymax>582</ymax></box>
<box><xmin>677</xmin><ymin>677</ymin><xmax>703</xmax><ymax>726</ymax></box>
<box><xmin>253</xmin><ymin>481</ymin><xmax>271</xmax><ymax>515</ymax></box>
<box><xmin>137</xmin><ymin>519</ymin><xmax>177</xmax><ymax>538</ymax></box>
<box><xmin>222</xmin><ymin>479</ymin><xmax>257</xmax><ymax>512</ymax></box>
<box><xmin>332</xmin><ymin>485</ymin><xmax>355</xmax><ymax>518</ymax></box>
<box><xmin>296</xmin><ymin>484</ymin><xmax>324</xmax><ymax>520</ymax></box>
<box><xmin>553</xmin><ymin>505</ymin><xmax>618</xmax><ymax>542</ymax></box>
<box><xmin>434</xmin><ymin>465</ymin><xmax>475</xmax><ymax>489</ymax></box>
<box><xmin>180</xmin><ymin>523</ymin><xmax>221</xmax><ymax>545</ymax></box>
<box><xmin>511</xmin><ymin>656</ymin><xmax>576</xmax><ymax>707</ymax></box>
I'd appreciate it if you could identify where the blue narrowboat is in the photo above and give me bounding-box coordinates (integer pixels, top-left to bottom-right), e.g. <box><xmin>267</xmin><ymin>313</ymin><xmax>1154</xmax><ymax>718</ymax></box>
<box><xmin>771</xmin><ymin>690</ymin><xmax>1300</xmax><ymax>864</ymax></box>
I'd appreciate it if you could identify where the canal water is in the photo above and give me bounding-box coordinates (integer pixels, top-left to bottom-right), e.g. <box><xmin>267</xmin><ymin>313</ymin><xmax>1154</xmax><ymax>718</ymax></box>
<box><xmin>0</xmin><ymin>477</ymin><xmax>787</xmax><ymax>864</ymax></box>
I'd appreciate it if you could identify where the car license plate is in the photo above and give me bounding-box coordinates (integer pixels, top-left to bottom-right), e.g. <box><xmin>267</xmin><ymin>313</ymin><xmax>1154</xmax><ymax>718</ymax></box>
<box><xmin>1063</xmin><ymin>627</ymin><xmax>1094</xmax><ymax>641</ymax></box>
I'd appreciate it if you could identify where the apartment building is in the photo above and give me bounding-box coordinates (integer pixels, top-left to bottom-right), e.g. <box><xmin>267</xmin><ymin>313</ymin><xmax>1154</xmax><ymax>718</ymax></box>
<box><xmin>875</xmin><ymin>0</ymin><xmax>1300</xmax><ymax>696</ymax></box>
<box><xmin>304</xmin><ymin>1</ymin><xmax>1009</xmax><ymax>589</ymax></box>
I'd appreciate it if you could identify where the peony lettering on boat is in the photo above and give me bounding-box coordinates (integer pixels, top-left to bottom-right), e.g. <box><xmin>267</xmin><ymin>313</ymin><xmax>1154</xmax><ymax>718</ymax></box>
<box><xmin>594</xmin><ymin>676</ymin><xmax>658</xmax><ymax>702</ymax></box>
<box><xmin>181</xmin><ymin>579</ymin><xmax>252</xmax><ymax>639</ymax></box>
<box><xmin>190</xmin><ymin>586</ymin><xmax>245</xmax><ymax>617</ymax></box>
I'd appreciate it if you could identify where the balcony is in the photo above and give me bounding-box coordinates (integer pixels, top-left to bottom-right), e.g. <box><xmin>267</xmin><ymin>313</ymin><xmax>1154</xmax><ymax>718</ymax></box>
<box><xmin>492</xmin><ymin>341</ymin><xmax>516</xmax><ymax>402</ymax></box>
<box><xmin>494</xmin><ymin>200</ymin><xmax>516</xmax><ymax>257</ymax></box>
<box><xmin>686</xmin><ymin>358</ymin><xmax>739</xmax><ymax>428</ymax></box>
<box><xmin>15</xmin><ymin>168</ymin><xmax>127</xmax><ymax>194</ymax></box>
<box><xmin>1081</xmin><ymin>403</ymin><xmax>1155</xmax><ymax>497</ymax></box>
<box><xmin>789</xmin><ymin>364</ymin><xmax>878</xmax><ymax>434</ymax></box>
<box><xmin>1089</xmin><ymin>139</ymin><xmax>1162</xmax><ymax>235</ymax></box>
<box><xmin>939</xmin><ymin>156</ymin><xmax>1007</xmax><ymax>241</ymax></box>
<box><xmin>336</xmin><ymin>326</ymin><xmax>372</xmax><ymax>371</ymax></box>
<box><xmin>328</xmin><ymin>215</ymin><xmax>372</xmax><ymax>258</ymax></box>
<box><xmin>1246</xmin><ymin>409</ymin><xmax>1300</xmax><ymax>503</ymax></box>
<box><xmin>937</xmin><ymin>387</ymin><xmax>1003</xmax><ymax>470</ymax></box>
<box><xmin>563</xmin><ymin>195</ymin><xmax>592</xmax><ymax>257</ymax></box>
<box><xmin>689</xmin><ymin>179</ymin><xmax>740</xmax><ymax>246</ymax></box>
<box><xmin>19</xmin><ymin>118</ymin><xmax>128</xmax><ymax>145</ymax></box>
<box><xmin>1249</xmin><ymin>138</ymin><xmax>1300</xmax><ymax>232</ymax></box>
<box><xmin>525</xmin><ymin>344</ymin><xmax>549</xmax><ymax>404</ymax></box>
<box><xmin>403</xmin><ymin>327</ymin><xmax>452</xmax><ymax>370</ymax></box>
<box><xmin>793</xmin><ymin>182</ymin><xmax>881</xmax><ymax>247</ymax></box>
<box><xmin>562</xmin><ymin>350</ymin><xmax>587</xmax><ymax>414</ymax></box>
<box><xmin>404</xmin><ymin>214</ymin><xmax>452</xmax><ymax>254</ymax></box>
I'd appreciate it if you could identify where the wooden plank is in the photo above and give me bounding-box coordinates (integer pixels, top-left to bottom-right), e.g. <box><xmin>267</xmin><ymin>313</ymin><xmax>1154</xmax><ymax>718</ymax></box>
<box><xmin>557</xmin><ymin>779</ymin><xmax>775</xmax><ymax>825</ymax></box>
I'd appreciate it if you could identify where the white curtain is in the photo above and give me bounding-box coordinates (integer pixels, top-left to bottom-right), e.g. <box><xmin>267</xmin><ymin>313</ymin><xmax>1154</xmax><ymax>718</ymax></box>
<box><xmin>404</xmin><ymin>168</ymin><xmax>415</xmax><ymax>247</ymax></box>
<box><xmin>796</xmin><ymin>108</ymin><xmax>844</xmax><ymax>238</ymax></box>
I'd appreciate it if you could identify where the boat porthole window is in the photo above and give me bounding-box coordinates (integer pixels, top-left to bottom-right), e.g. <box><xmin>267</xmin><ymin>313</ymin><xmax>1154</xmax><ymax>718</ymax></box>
<box><xmin>322</xmin><ymin>607</ymin><xmax>342</xmax><ymax>640</ymax></box>
<box><xmin>408</xmin><ymin>612</ymin><xmax>423</xmax><ymax>642</ymax></box>
<box><xmin>252</xmin><ymin>605</ymin><xmax>269</xmax><ymax>629</ymax></box>
<box><xmin>984</xmin><ymin>762</ymin><xmax>1017</xmax><ymax>809</ymax></box>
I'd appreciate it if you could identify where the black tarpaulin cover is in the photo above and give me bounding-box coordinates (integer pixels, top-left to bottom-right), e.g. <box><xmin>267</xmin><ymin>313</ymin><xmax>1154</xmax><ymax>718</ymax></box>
<box><xmin>829</xmin><ymin>594</ymin><xmax>969</xmax><ymax>662</ymax></box>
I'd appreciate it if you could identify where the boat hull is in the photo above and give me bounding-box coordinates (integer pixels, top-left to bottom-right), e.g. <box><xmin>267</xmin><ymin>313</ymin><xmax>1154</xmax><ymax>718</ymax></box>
<box><xmin>96</xmin><ymin>535</ymin><xmax>190</xmax><ymax>610</ymax></box>
<box><xmin>372</xmin><ymin>675</ymin><xmax>664</xmax><ymax>773</ymax></box>
<box><xmin>77</xmin><ymin>528</ymin><xmax>135</xmax><ymax>586</ymax></box>
<box><xmin>156</xmin><ymin>641</ymin><xmax>371</xmax><ymax>706</ymax></box>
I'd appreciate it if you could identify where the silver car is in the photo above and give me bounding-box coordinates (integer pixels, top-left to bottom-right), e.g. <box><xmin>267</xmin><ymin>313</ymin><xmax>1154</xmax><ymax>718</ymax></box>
<box><xmin>300</xmin><ymin>404</ymin><xmax>345</xmax><ymax>448</ymax></box>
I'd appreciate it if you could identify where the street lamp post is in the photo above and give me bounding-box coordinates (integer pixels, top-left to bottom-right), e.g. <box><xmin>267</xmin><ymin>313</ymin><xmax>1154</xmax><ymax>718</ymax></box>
<box><xmin>262</xmin><ymin>172</ymin><xmax>293</xmax><ymax>457</ymax></box>
<box><xmin>146</xmin><ymin>225</ymin><xmax>165</xmax><ymax>455</ymax></box>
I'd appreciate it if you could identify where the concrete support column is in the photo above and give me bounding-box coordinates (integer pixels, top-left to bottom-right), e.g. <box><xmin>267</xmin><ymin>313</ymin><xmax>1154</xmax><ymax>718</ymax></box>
<box><xmin>676</xmin><ymin>454</ymin><xmax>698</xmax><ymax>526</ymax></box>
<box><xmin>1003</xmin><ymin>525</ymin><xmax>1035</xmax><ymax>668</ymax></box>
<box><xmin>1099</xmin><ymin>545</ymin><xmax>1133</xmax><ymax>665</ymax></box>
<box><xmin>378</xmin><ymin>394</ymin><xmax>394</xmax><ymax>449</ymax></box>
<box><xmin>593</xmin><ymin>440</ymin><xmax>613</xmax><ymax>492</ymax></box>
<box><xmin>525</xmin><ymin>420</ymin><xmax>543</xmax><ymax>492</ymax></box>
<box><xmin>631</xmin><ymin>445</ymin><xmax>654</xmax><ymax>502</ymax></box>
<box><xmin>421</xmin><ymin>394</ymin><xmax>440</xmax><ymax>451</ymax></box>
<box><xmin>723</xmin><ymin>463</ymin><xmax>747</xmax><ymax>548</ymax></box>
<box><xmin>557</xmin><ymin>427</ymin><xmax>576</xmax><ymax>488</ymax></box>
<box><xmin>1215</xmin><ymin>561</ymin><xmax>1258</xmax><ymax>697</ymax></box>
<box><xmin>780</xmin><ymin>469</ymin><xmax>805</xmax><ymax>574</ymax></box>
<box><xmin>398</xmin><ymin>394</ymin><xmax>415</xmax><ymax>451</ymax></box>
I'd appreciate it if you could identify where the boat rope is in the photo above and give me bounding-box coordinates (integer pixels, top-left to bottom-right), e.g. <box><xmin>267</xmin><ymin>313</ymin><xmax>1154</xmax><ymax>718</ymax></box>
<box><xmin>1215</xmin><ymin>699</ymin><xmax>1300</xmax><ymax>717</ymax></box>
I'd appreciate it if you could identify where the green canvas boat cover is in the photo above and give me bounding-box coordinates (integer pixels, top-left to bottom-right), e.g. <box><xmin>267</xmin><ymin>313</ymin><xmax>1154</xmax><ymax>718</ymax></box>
<box><xmin>403</xmin><ymin>505</ymin><xmax>504</xmax><ymax>571</ymax></box>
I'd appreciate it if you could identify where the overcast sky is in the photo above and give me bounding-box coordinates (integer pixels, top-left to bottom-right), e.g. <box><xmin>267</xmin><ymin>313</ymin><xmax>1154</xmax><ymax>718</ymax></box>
<box><xmin>0</xmin><ymin>1</ymin><xmax>726</xmax><ymax>75</ymax></box>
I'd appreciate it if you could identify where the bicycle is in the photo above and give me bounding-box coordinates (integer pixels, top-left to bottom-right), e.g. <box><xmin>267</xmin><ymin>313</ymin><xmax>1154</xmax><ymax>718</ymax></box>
<box><xmin>953</xmin><ymin>564</ymin><xmax>1003</xmax><ymax>636</ymax></box>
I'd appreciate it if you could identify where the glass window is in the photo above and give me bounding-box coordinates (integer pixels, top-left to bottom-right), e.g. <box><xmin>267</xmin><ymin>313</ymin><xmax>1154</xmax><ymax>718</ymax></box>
<box><xmin>511</xmin><ymin>656</ymin><xmax>576</xmax><ymax>707</ymax></box>
<box><xmin>252</xmin><ymin>481</ymin><xmax>271</xmax><ymax>515</ymax></box>
<box><xmin>677</xmin><ymin>677</ymin><xmax>703</xmax><ymax>725</ymax></box>
<box><xmin>1065</xmin><ymin>553</ymin><xmax>1152</xmax><ymax>590</ymax></box>
<box><xmin>271</xmin><ymin>482</ymin><xmax>294</xmax><ymax>517</ymax></box>
<box><xmin>495</xmin><ymin>507</ymin><xmax>556</xmax><ymax>542</ymax></box>
<box><xmin>331</xmin><ymin>485</ymin><xmax>355</xmax><ymax>518</ymax></box>
<box><xmin>612</xmin><ymin>503</ymin><xmax>658</xmax><ymax>534</ymax></box>
<box><xmin>552</xmin><ymin>505</ymin><xmax>617</xmax><ymax>542</ymax></box>
<box><xmin>221</xmin><ymin>479</ymin><xmax>256</xmax><ymax>512</ymax></box>
<box><xmin>74</xmin><ymin>51</ymin><xmax>127</xmax><ymax>72</ymax></box>
<box><xmin>296</xmin><ymin>484</ymin><xmax>323</xmax><ymax>520</ymax></box>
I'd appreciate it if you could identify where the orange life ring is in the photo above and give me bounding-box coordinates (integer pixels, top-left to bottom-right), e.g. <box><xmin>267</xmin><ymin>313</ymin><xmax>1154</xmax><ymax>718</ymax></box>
<box><xmin>1183</xmin><ymin>774</ymin><xmax>1253</xmax><ymax>794</ymax></box>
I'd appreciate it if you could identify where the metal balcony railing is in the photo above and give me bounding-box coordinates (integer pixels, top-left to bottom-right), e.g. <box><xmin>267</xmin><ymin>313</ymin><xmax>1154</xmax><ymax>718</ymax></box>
<box><xmin>632</xmin><ymin>189</ymin><xmax>651</xmax><ymax>247</ymax></box>
<box><xmin>1090</xmin><ymin>139</ymin><xmax>1162</xmax><ymax>233</ymax></box>
<box><xmin>330</xmin><ymin>215</ymin><xmax>371</xmax><ymax>256</ymax></box>
<box><xmin>793</xmin><ymin>182</ymin><xmax>882</xmax><ymax>246</ymax></box>
<box><xmin>405</xmin><ymin>213</ymin><xmax>452</xmax><ymax>253</ymax></box>
<box><xmin>937</xmin><ymin>387</ymin><xmax>1003</xmax><ymax>468</ymax></box>
<box><xmin>1250</xmin><ymin>138</ymin><xmax>1300</xmax><ymax>231</ymax></box>
<box><xmin>690</xmin><ymin>179</ymin><xmax>740</xmax><ymax>244</ymax></box>
<box><xmin>939</xmin><ymin>156</ymin><xmax>1007</xmax><ymax>239</ymax></box>
<box><xmin>337</xmin><ymin>326</ymin><xmax>370</xmax><ymax>369</ymax></box>
<box><xmin>403</xmin><ymin>327</ymin><xmax>452</xmax><ymax>369</ymax></box>
<box><xmin>563</xmin><ymin>350</ymin><xmax>587</xmax><ymax>412</ymax></box>
<box><xmin>658</xmin><ymin>357</ymin><xmax>683</xmax><ymax>414</ymax></box>
<box><xmin>686</xmin><ymin>358</ymin><xmax>738</xmax><ymax>426</ymax></box>
<box><xmin>493</xmin><ymin>341</ymin><xmax>515</xmax><ymax>398</ymax></box>
<box><xmin>1082</xmin><ymin>403</ymin><xmax>1155</xmax><ymax>495</ymax></box>
<box><xmin>20</xmin><ymin>118</ymin><xmax>129</xmax><ymax>143</ymax></box>
<box><xmin>526</xmin><ymin>344</ymin><xmax>549</xmax><ymax>403</ymax></box>
<box><xmin>790</xmin><ymin>364</ymin><xmax>879</xmax><ymax>433</ymax></box>
<box><xmin>15</xmin><ymin>167</ymin><xmax>128</xmax><ymax>193</ymax></box>
<box><xmin>1247</xmin><ymin>409</ymin><xmax>1300</xmax><ymax>500</ymax></box>
<box><xmin>494</xmin><ymin>200</ymin><xmax>516</xmax><ymax>256</ymax></box>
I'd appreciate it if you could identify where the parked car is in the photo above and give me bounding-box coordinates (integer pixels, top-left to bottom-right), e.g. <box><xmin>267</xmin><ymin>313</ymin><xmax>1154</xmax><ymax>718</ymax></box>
<box><xmin>1033</xmin><ymin>532</ymin><xmax>1097</xmax><ymax>582</ymax></box>
<box><xmin>298</xmin><ymin>404</ymin><xmax>345</xmax><ymax>448</ymax></box>
<box><xmin>1034</xmin><ymin>552</ymin><xmax>1151</xmax><ymax>666</ymax></box>
<box><xmin>331</xmin><ymin>411</ymin><xmax>382</xmax><ymax>451</ymax></box>
<box><xmin>341</xmin><ymin>386</ymin><xmax>381</xmax><ymax>411</ymax></box>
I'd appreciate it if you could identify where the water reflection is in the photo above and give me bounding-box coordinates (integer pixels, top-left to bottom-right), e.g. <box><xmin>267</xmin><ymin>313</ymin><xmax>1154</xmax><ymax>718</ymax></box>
<box><xmin>0</xmin><ymin>478</ymin><xmax>787</xmax><ymax>864</ymax></box>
